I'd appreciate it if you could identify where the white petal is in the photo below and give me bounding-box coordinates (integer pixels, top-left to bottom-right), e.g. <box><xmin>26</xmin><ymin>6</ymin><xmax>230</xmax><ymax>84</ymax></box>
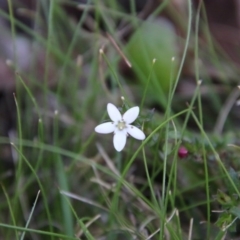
<box><xmin>127</xmin><ymin>125</ymin><xmax>145</xmax><ymax>140</ymax></box>
<box><xmin>95</xmin><ymin>122</ymin><xmax>115</xmax><ymax>134</ymax></box>
<box><xmin>107</xmin><ymin>103</ymin><xmax>122</xmax><ymax>122</ymax></box>
<box><xmin>123</xmin><ymin>106</ymin><xmax>139</xmax><ymax>124</ymax></box>
<box><xmin>113</xmin><ymin>131</ymin><xmax>127</xmax><ymax>152</ymax></box>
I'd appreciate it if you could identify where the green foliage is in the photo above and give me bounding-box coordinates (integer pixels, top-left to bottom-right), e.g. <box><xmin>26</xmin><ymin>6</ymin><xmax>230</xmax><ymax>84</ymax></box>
<box><xmin>0</xmin><ymin>0</ymin><xmax>240</xmax><ymax>239</ymax></box>
<box><xmin>125</xmin><ymin>19</ymin><xmax>178</xmax><ymax>94</ymax></box>
<box><xmin>215</xmin><ymin>168</ymin><xmax>240</xmax><ymax>233</ymax></box>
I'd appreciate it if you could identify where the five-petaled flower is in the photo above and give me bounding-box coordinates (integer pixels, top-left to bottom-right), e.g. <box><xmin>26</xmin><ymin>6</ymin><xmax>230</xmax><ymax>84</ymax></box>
<box><xmin>95</xmin><ymin>103</ymin><xmax>146</xmax><ymax>152</ymax></box>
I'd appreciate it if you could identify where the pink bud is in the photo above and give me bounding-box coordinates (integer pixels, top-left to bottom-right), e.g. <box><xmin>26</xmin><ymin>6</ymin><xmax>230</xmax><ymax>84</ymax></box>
<box><xmin>178</xmin><ymin>146</ymin><xmax>188</xmax><ymax>158</ymax></box>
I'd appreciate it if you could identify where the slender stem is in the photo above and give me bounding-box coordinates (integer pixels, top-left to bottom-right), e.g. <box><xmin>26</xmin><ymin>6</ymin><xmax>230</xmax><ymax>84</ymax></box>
<box><xmin>194</xmin><ymin>1</ymin><xmax>210</xmax><ymax>238</ymax></box>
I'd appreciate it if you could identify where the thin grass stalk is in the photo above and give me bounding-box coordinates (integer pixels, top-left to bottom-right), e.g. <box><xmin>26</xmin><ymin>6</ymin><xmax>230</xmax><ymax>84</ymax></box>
<box><xmin>191</xmin><ymin>112</ymin><xmax>240</xmax><ymax>198</ymax></box>
<box><xmin>0</xmin><ymin>222</ymin><xmax>78</xmax><ymax>240</ymax></box>
<box><xmin>1</xmin><ymin>184</ymin><xmax>18</xmax><ymax>239</ymax></box>
<box><xmin>20</xmin><ymin>190</ymin><xmax>41</xmax><ymax>240</ymax></box>
<box><xmin>11</xmin><ymin>143</ymin><xmax>54</xmax><ymax>238</ymax></box>
<box><xmin>53</xmin><ymin>111</ymin><xmax>74</xmax><ymax>236</ymax></box>
<box><xmin>194</xmin><ymin>2</ymin><xmax>211</xmax><ymax>238</ymax></box>
<box><xmin>56</xmin><ymin>0</ymin><xmax>91</xmax><ymax>95</ymax></box>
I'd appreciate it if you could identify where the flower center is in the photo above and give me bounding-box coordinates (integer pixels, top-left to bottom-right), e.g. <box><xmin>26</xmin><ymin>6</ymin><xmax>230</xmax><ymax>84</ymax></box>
<box><xmin>117</xmin><ymin>121</ymin><xmax>126</xmax><ymax>130</ymax></box>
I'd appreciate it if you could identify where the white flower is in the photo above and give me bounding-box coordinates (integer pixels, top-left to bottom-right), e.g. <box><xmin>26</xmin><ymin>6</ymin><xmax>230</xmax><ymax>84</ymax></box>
<box><xmin>95</xmin><ymin>103</ymin><xmax>146</xmax><ymax>152</ymax></box>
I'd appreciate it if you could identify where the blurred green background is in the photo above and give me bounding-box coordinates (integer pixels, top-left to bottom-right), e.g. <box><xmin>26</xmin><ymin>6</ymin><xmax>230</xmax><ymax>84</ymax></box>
<box><xmin>0</xmin><ymin>0</ymin><xmax>240</xmax><ymax>239</ymax></box>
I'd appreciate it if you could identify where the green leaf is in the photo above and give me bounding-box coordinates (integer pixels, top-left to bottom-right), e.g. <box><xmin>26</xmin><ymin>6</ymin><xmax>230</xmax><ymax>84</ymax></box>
<box><xmin>215</xmin><ymin>212</ymin><xmax>232</xmax><ymax>230</ymax></box>
<box><xmin>229</xmin><ymin>206</ymin><xmax>240</xmax><ymax>219</ymax></box>
<box><xmin>227</xmin><ymin>168</ymin><xmax>240</xmax><ymax>196</ymax></box>
<box><xmin>125</xmin><ymin>19</ymin><xmax>178</xmax><ymax>94</ymax></box>
<box><xmin>216</xmin><ymin>189</ymin><xmax>233</xmax><ymax>207</ymax></box>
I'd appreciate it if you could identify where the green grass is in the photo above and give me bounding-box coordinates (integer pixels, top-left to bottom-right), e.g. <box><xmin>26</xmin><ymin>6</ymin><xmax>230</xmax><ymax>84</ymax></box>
<box><xmin>0</xmin><ymin>0</ymin><xmax>240</xmax><ymax>239</ymax></box>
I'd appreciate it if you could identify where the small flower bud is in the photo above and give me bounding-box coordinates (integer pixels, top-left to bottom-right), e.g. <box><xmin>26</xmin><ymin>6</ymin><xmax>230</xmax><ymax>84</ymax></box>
<box><xmin>178</xmin><ymin>146</ymin><xmax>188</xmax><ymax>158</ymax></box>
